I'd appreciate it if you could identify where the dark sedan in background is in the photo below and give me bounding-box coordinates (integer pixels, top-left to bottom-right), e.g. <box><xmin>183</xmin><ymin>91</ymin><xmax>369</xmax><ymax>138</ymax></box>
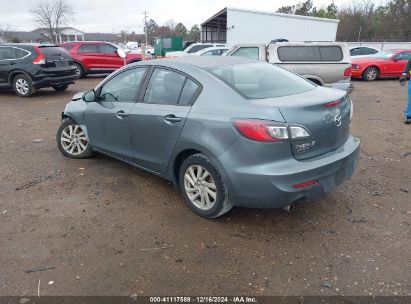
<box><xmin>57</xmin><ymin>57</ymin><xmax>360</xmax><ymax>218</ymax></box>
<box><xmin>0</xmin><ymin>44</ymin><xmax>77</xmax><ymax>97</ymax></box>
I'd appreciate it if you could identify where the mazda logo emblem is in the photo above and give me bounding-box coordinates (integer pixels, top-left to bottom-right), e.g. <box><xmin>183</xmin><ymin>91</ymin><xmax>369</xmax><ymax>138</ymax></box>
<box><xmin>334</xmin><ymin>114</ymin><xmax>342</xmax><ymax>127</ymax></box>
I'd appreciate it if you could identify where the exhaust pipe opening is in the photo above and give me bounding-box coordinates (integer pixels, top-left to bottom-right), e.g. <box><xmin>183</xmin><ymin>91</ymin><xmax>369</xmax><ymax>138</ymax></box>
<box><xmin>282</xmin><ymin>204</ymin><xmax>295</xmax><ymax>213</ymax></box>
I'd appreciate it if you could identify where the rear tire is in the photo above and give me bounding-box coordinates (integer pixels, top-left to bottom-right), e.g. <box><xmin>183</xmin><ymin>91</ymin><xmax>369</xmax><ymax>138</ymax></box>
<box><xmin>52</xmin><ymin>83</ymin><xmax>69</xmax><ymax>91</ymax></box>
<box><xmin>73</xmin><ymin>63</ymin><xmax>84</xmax><ymax>79</ymax></box>
<box><xmin>56</xmin><ymin>118</ymin><xmax>94</xmax><ymax>159</ymax></box>
<box><xmin>363</xmin><ymin>67</ymin><xmax>379</xmax><ymax>81</ymax></box>
<box><xmin>13</xmin><ymin>74</ymin><xmax>35</xmax><ymax>97</ymax></box>
<box><xmin>179</xmin><ymin>154</ymin><xmax>233</xmax><ymax>219</ymax></box>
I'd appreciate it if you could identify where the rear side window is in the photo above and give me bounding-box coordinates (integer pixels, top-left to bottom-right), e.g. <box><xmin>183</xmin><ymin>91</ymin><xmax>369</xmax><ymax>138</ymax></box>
<box><xmin>78</xmin><ymin>44</ymin><xmax>100</xmax><ymax>53</ymax></box>
<box><xmin>0</xmin><ymin>47</ymin><xmax>30</xmax><ymax>60</ymax></box>
<box><xmin>179</xmin><ymin>79</ymin><xmax>199</xmax><ymax>105</ymax></box>
<box><xmin>39</xmin><ymin>46</ymin><xmax>70</xmax><ymax>57</ymax></box>
<box><xmin>207</xmin><ymin>62</ymin><xmax>314</xmax><ymax>99</ymax></box>
<box><xmin>144</xmin><ymin>68</ymin><xmax>186</xmax><ymax>105</ymax></box>
<box><xmin>62</xmin><ymin>45</ymin><xmax>74</xmax><ymax>51</ymax></box>
<box><xmin>99</xmin><ymin>44</ymin><xmax>117</xmax><ymax>53</ymax></box>
<box><xmin>231</xmin><ymin>47</ymin><xmax>260</xmax><ymax>60</ymax></box>
<box><xmin>278</xmin><ymin>46</ymin><xmax>343</xmax><ymax>62</ymax></box>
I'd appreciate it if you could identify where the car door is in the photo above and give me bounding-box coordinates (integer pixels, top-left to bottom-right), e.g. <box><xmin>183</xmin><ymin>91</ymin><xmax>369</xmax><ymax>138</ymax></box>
<box><xmin>392</xmin><ymin>52</ymin><xmax>411</xmax><ymax>75</ymax></box>
<box><xmin>129</xmin><ymin>67</ymin><xmax>200</xmax><ymax>173</ymax></box>
<box><xmin>99</xmin><ymin>43</ymin><xmax>123</xmax><ymax>69</ymax></box>
<box><xmin>84</xmin><ymin>67</ymin><xmax>147</xmax><ymax>160</ymax></box>
<box><xmin>77</xmin><ymin>43</ymin><xmax>103</xmax><ymax>69</ymax></box>
<box><xmin>0</xmin><ymin>46</ymin><xmax>16</xmax><ymax>83</ymax></box>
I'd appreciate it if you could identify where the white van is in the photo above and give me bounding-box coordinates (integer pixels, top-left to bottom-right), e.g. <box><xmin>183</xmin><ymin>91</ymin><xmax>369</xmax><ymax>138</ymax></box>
<box><xmin>225</xmin><ymin>42</ymin><xmax>353</xmax><ymax>93</ymax></box>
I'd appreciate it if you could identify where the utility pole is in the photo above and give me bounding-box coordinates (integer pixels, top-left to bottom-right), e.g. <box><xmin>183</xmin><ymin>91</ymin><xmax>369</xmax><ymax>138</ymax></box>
<box><xmin>143</xmin><ymin>11</ymin><xmax>149</xmax><ymax>46</ymax></box>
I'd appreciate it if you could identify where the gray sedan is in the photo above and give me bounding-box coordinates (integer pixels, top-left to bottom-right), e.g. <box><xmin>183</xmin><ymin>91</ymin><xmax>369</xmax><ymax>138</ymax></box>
<box><xmin>56</xmin><ymin>56</ymin><xmax>360</xmax><ymax>218</ymax></box>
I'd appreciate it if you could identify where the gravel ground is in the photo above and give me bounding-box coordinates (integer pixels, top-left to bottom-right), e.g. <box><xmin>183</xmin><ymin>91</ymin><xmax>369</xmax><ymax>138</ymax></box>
<box><xmin>0</xmin><ymin>77</ymin><xmax>410</xmax><ymax>296</ymax></box>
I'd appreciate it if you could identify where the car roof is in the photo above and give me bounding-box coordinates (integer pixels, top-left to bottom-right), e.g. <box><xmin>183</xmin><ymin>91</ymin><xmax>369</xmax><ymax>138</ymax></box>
<box><xmin>150</xmin><ymin>56</ymin><xmax>258</xmax><ymax>68</ymax></box>
<box><xmin>62</xmin><ymin>41</ymin><xmax>111</xmax><ymax>45</ymax></box>
<box><xmin>0</xmin><ymin>43</ymin><xmax>57</xmax><ymax>47</ymax></box>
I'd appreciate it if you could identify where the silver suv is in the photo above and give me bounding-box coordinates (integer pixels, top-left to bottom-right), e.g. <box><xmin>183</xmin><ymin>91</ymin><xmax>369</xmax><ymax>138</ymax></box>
<box><xmin>226</xmin><ymin>42</ymin><xmax>354</xmax><ymax>93</ymax></box>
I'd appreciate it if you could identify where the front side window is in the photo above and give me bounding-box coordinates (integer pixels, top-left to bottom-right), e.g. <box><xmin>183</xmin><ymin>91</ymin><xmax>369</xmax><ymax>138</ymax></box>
<box><xmin>207</xmin><ymin>62</ymin><xmax>314</xmax><ymax>99</ymax></box>
<box><xmin>187</xmin><ymin>45</ymin><xmax>212</xmax><ymax>53</ymax></box>
<box><xmin>144</xmin><ymin>68</ymin><xmax>186</xmax><ymax>105</ymax></box>
<box><xmin>394</xmin><ymin>52</ymin><xmax>411</xmax><ymax>61</ymax></box>
<box><xmin>231</xmin><ymin>47</ymin><xmax>260</xmax><ymax>60</ymax></box>
<box><xmin>100</xmin><ymin>68</ymin><xmax>146</xmax><ymax>102</ymax></box>
<box><xmin>78</xmin><ymin>44</ymin><xmax>100</xmax><ymax>53</ymax></box>
<box><xmin>361</xmin><ymin>47</ymin><xmax>378</xmax><ymax>55</ymax></box>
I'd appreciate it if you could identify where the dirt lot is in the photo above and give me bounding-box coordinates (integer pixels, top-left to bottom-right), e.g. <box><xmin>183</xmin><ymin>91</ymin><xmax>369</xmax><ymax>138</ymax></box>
<box><xmin>0</xmin><ymin>78</ymin><xmax>410</xmax><ymax>297</ymax></box>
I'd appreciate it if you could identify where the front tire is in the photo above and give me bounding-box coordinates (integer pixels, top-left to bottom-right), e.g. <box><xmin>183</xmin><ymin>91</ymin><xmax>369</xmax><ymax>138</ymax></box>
<box><xmin>52</xmin><ymin>83</ymin><xmax>69</xmax><ymax>91</ymax></box>
<box><xmin>56</xmin><ymin>118</ymin><xmax>94</xmax><ymax>159</ymax></box>
<box><xmin>363</xmin><ymin>67</ymin><xmax>379</xmax><ymax>81</ymax></box>
<box><xmin>179</xmin><ymin>154</ymin><xmax>233</xmax><ymax>219</ymax></box>
<box><xmin>13</xmin><ymin>74</ymin><xmax>35</xmax><ymax>97</ymax></box>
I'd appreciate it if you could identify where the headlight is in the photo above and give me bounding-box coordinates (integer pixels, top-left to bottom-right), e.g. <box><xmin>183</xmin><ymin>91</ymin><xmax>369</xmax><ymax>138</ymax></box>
<box><xmin>352</xmin><ymin>64</ymin><xmax>361</xmax><ymax>70</ymax></box>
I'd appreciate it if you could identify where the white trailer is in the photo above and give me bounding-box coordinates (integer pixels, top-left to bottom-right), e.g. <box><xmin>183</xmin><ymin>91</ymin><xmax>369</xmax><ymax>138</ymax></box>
<box><xmin>201</xmin><ymin>7</ymin><xmax>339</xmax><ymax>46</ymax></box>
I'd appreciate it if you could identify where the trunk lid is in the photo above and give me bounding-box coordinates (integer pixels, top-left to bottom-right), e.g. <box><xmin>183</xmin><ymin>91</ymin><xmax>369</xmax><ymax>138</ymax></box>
<box><xmin>251</xmin><ymin>87</ymin><xmax>351</xmax><ymax>160</ymax></box>
<box><xmin>39</xmin><ymin>46</ymin><xmax>72</xmax><ymax>68</ymax></box>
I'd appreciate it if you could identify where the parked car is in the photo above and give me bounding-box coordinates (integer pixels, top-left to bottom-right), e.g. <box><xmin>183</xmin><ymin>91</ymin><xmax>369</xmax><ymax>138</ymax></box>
<box><xmin>0</xmin><ymin>43</ymin><xmax>77</xmax><ymax>97</ymax></box>
<box><xmin>349</xmin><ymin>46</ymin><xmax>380</xmax><ymax>58</ymax></box>
<box><xmin>190</xmin><ymin>47</ymin><xmax>229</xmax><ymax>56</ymax></box>
<box><xmin>61</xmin><ymin>41</ymin><xmax>142</xmax><ymax>78</ymax></box>
<box><xmin>351</xmin><ymin>49</ymin><xmax>411</xmax><ymax>81</ymax></box>
<box><xmin>225</xmin><ymin>42</ymin><xmax>354</xmax><ymax>93</ymax></box>
<box><xmin>56</xmin><ymin>56</ymin><xmax>359</xmax><ymax>218</ymax></box>
<box><xmin>166</xmin><ymin>43</ymin><xmax>227</xmax><ymax>57</ymax></box>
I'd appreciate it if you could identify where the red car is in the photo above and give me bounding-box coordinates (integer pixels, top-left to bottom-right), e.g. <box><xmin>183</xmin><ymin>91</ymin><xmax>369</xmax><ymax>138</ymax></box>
<box><xmin>61</xmin><ymin>41</ymin><xmax>142</xmax><ymax>78</ymax></box>
<box><xmin>352</xmin><ymin>49</ymin><xmax>411</xmax><ymax>81</ymax></box>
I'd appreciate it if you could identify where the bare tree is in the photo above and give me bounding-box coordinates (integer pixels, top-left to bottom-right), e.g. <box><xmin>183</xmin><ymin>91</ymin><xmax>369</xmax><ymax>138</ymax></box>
<box><xmin>31</xmin><ymin>0</ymin><xmax>74</xmax><ymax>43</ymax></box>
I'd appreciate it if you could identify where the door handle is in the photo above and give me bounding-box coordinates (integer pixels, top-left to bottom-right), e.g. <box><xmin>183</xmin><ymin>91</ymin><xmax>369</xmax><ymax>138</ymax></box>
<box><xmin>116</xmin><ymin>110</ymin><xmax>128</xmax><ymax>119</ymax></box>
<box><xmin>163</xmin><ymin>114</ymin><xmax>182</xmax><ymax>123</ymax></box>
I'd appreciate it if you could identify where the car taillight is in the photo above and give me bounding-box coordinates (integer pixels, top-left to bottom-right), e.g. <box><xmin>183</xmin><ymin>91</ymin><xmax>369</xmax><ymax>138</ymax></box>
<box><xmin>32</xmin><ymin>46</ymin><xmax>46</xmax><ymax>65</ymax></box>
<box><xmin>344</xmin><ymin>67</ymin><xmax>352</xmax><ymax>77</ymax></box>
<box><xmin>293</xmin><ymin>180</ymin><xmax>319</xmax><ymax>189</ymax></box>
<box><xmin>325</xmin><ymin>99</ymin><xmax>342</xmax><ymax>107</ymax></box>
<box><xmin>234</xmin><ymin>119</ymin><xmax>289</xmax><ymax>141</ymax></box>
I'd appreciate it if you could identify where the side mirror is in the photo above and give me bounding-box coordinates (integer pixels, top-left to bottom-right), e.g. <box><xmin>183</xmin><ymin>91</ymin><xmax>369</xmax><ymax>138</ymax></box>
<box><xmin>83</xmin><ymin>90</ymin><xmax>96</xmax><ymax>102</ymax></box>
<box><xmin>117</xmin><ymin>48</ymin><xmax>126</xmax><ymax>59</ymax></box>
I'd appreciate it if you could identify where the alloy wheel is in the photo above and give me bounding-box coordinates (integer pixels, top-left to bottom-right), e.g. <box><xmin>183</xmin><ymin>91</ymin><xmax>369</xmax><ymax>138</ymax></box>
<box><xmin>15</xmin><ymin>78</ymin><xmax>29</xmax><ymax>95</ymax></box>
<box><xmin>366</xmin><ymin>69</ymin><xmax>377</xmax><ymax>81</ymax></box>
<box><xmin>60</xmin><ymin>124</ymin><xmax>88</xmax><ymax>156</ymax></box>
<box><xmin>184</xmin><ymin>165</ymin><xmax>217</xmax><ymax>210</ymax></box>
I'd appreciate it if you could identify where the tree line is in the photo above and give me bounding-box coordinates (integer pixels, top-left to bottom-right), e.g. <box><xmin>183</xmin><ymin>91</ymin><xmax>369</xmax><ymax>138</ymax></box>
<box><xmin>277</xmin><ymin>0</ymin><xmax>411</xmax><ymax>42</ymax></box>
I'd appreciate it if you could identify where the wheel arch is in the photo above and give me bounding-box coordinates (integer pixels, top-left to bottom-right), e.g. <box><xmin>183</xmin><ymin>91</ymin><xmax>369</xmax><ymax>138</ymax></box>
<box><xmin>8</xmin><ymin>70</ymin><xmax>32</xmax><ymax>84</ymax></box>
<box><xmin>171</xmin><ymin>148</ymin><xmax>203</xmax><ymax>185</ymax></box>
<box><xmin>363</xmin><ymin>65</ymin><xmax>380</xmax><ymax>76</ymax></box>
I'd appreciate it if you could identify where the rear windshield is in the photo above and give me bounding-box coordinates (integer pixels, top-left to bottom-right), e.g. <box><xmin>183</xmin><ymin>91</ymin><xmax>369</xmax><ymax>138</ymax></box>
<box><xmin>278</xmin><ymin>46</ymin><xmax>343</xmax><ymax>62</ymax></box>
<box><xmin>207</xmin><ymin>62</ymin><xmax>315</xmax><ymax>99</ymax></box>
<box><xmin>39</xmin><ymin>46</ymin><xmax>71</xmax><ymax>58</ymax></box>
<box><xmin>61</xmin><ymin>45</ymin><xmax>74</xmax><ymax>51</ymax></box>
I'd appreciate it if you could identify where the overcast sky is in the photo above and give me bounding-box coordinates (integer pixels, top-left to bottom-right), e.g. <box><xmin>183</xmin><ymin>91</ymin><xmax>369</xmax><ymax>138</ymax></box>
<box><xmin>0</xmin><ymin>0</ymin><xmax>383</xmax><ymax>33</ymax></box>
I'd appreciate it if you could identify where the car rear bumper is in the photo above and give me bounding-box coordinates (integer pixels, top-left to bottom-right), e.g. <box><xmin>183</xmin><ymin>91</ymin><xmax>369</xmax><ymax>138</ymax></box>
<box><xmin>32</xmin><ymin>74</ymin><xmax>77</xmax><ymax>89</ymax></box>
<box><xmin>219</xmin><ymin>135</ymin><xmax>360</xmax><ymax>209</ymax></box>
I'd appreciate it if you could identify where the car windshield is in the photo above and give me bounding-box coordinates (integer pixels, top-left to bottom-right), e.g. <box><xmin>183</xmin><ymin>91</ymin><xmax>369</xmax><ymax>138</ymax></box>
<box><xmin>206</xmin><ymin>62</ymin><xmax>315</xmax><ymax>99</ymax></box>
<box><xmin>373</xmin><ymin>51</ymin><xmax>396</xmax><ymax>59</ymax></box>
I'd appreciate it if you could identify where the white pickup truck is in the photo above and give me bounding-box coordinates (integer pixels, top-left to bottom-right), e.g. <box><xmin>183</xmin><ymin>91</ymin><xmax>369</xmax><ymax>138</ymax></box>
<box><xmin>225</xmin><ymin>42</ymin><xmax>353</xmax><ymax>93</ymax></box>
